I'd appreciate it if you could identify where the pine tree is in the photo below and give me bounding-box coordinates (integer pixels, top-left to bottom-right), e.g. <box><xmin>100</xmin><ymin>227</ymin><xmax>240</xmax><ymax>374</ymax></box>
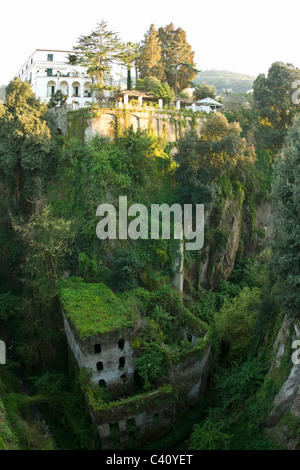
<box><xmin>119</xmin><ymin>42</ymin><xmax>140</xmax><ymax>90</ymax></box>
<box><xmin>73</xmin><ymin>20</ymin><xmax>122</xmax><ymax>98</ymax></box>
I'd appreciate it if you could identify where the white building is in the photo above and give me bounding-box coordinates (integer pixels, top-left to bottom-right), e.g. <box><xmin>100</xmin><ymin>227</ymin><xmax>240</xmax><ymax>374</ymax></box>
<box><xmin>15</xmin><ymin>49</ymin><xmax>93</xmax><ymax>107</ymax></box>
<box><xmin>186</xmin><ymin>97</ymin><xmax>223</xmax><ymax>113</ymax></box>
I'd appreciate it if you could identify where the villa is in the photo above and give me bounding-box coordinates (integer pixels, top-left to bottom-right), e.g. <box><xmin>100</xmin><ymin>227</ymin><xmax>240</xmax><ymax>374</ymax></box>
<box><xmin>15</xmin><ymin>49</ymin><xmax>93</xmax><ymax>107</ymax></box>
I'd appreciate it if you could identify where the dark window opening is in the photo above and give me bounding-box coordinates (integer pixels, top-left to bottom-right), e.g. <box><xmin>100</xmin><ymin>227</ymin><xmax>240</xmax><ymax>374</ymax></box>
<box><xmin>94</xmin><ymin>344</ymin><xmax>101</xmax><ymax>354</ymax></box>
<box><xmin>97</xmin><ymin>362</ymin><xmax>103</xmax><ymax>371</ymax></box>
<box><xmin>120</xmin><ymin>374</ymin><xmax>127</xmax><ymax>382</ymax></box>
<box><xmin>118</xmin><ymin>339</ymin><xmax>124</xmax><ymax>350</ymax></box>
<box><xmin>187</xmin><ymin>333</ymin><xmax>192</xmax><ymax>343</ymax></box>
<box><xmin>47</xmin><ymin>53</ymin><xmax>53</xmax><ymax>61</ymax></box>
<box><xmin>134</xmin><ymin>370</ymin><xmax>143</xmax><ymax>390</ymax></box>
<box><xmin>153</xmin><ymin>413</ymin><xmax>160</xmax><ymax>423</ymax></box>
<box><xmin>99</xmin><ymin>379</ymin><xmax>106</xmax><ymax>388</ymax></box>
<box><xmin>47</xmin><ymin>68</ymin><xmax>53</xmax><ymax>77</ymax></box>
<box><xmin>119</xmin><ymin>357</ymin><xmax>125</xmax><ymax>369</ymax></box>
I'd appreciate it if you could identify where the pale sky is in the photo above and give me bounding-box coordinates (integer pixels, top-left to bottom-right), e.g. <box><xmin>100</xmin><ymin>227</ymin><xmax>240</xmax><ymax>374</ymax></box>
<box><xmin>1</xmin><ymin>0</ymin><xmax>300</xmax><ymax>85</ymax></box>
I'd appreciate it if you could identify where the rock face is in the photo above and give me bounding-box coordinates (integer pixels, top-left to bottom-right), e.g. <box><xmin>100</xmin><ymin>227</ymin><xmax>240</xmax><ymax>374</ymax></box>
<box><xmin>264</xmin><ymin>316</ymin><xmax>300</xmax><ymax>449</ymax></box>
<box><xmin>184</xmin><ymin>196</ymin><xmax>277</xmax><ymax>292</ymax></box>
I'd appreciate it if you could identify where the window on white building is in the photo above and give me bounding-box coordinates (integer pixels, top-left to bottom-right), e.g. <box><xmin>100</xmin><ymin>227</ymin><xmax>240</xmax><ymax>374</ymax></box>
<box><xmin>47</xmin><ymin>83</ymin><xmax>55</xmax><ymax>97</ymax></box>
<box><xmin>47</xmin><ymin>54</ymin><xmax>53</xmax><ymax>61</ymax></box>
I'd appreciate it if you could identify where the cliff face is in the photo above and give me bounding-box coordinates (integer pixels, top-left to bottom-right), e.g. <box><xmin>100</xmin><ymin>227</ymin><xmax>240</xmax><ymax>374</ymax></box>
<box><xmin>184</xmin><ymin>196</ymin><xmax>276</xmax><ymax>292</ymax></box>
<box><xmin>198</xmin><ymin>197</ymin><xmax>243</xmax><ymax>290</ymax></box>
<box><xmin>264</xmin><ymin>316</ymin><xmax>300</xmax><ymax>449</ymax></box>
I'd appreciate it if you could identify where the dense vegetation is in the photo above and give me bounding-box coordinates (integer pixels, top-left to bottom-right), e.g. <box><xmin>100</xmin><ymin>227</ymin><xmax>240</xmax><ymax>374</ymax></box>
<box><xmin>72</xmin><ymin>20</ymin><xmax>197</xmax><ymax>96</ymax></box>
<box><xmin>0</xmin><ymin>58</ymin><xmax>300</xmax><ymax>450</ymax></box>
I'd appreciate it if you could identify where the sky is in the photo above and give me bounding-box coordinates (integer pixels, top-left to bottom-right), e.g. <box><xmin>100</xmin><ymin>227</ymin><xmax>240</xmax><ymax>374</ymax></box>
<box><xmin>1</xmin><ymin>0</ymin><xmax>300</xmax><ymax>85</ymax></box>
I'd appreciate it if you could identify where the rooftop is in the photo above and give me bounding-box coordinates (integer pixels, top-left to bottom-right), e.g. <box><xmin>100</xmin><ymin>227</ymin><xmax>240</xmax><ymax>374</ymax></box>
<box><xmin>59</xmin><ymin>277</ymin><xmax>134</xmax><ymax>338</ymax></box>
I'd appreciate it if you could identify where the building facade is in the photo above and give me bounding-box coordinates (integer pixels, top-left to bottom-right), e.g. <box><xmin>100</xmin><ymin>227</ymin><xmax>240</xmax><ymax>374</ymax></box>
<box><xmin>15</xmin><ymin>49</ymin><xmax>93</xmax><ymax>107</ymax></box>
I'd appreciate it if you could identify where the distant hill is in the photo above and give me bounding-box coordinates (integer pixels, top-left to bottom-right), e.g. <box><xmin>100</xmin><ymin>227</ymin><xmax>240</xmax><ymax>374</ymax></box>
<box><xmin>193</xmin><ymin>70</ymin><xmax>257</xmax><ymax>94</ymax></box>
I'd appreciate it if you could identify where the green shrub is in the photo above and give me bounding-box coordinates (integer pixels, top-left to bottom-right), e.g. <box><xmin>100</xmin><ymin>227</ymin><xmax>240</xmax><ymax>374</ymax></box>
<box><xmin>34</xmin><ymin>371</ymin><xmax>68</xmax><ymax>395</ymax></box>
<box><xmin>110</xmin><ymin>245</ymin><xmax>145</xmax><ymax>291</ymax></box>
<box><xmin>214</xmin><ymin>287</ymin><xmax>262</xmax><ymax>360</ymax></box>
<box><xmin>136</xmin><ymin>77</ymin><xmax>174</xmax><ymax>101</ymax></box>
<box><xmin>189</xmin><ymin>409</ymin><xmax>232</xmax><ymax>450</ymax></box>
<box><xmin>135</xmin><ymin>341</ymin><xmax>167</xmax><ymax>391</ymax></box>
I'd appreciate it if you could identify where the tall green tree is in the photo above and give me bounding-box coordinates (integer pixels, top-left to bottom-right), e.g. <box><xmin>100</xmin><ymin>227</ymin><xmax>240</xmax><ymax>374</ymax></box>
<box><xmin>174</xmin><ymin>114</ymin><xmax>254</xmax><ymax>205</ymax></box>
<box><xmin>0</xmin><ymin>78</ymin><xmax>55</xmax><ymax>206</ymax></box>
<box><xmin>138</xmin><ymin>24</ymin><xmax>163</xmax><ymax>80</ymax></box>
<box><xmin>73</xmin><ymin>20</ymin><xmax>122</xmax><ymax>98</ymax></box>
<box><xmin>270</xmin><ymin>115</ymin><xmax>300</xmax><ymax>317</ymax></box>
<box><xmin>119</xmin><ymin>42</ymin><xmax>140</xmax><ymax>90</ymax></box>
<box><xmin>253</xmin><ymin>62</ymin><xmax>300</xmax><ymax>150</ymax></box>
<box><xmin>158</xmin><ymin>24</ymin><xmax>197</xmax><ymax>93</ymax></box>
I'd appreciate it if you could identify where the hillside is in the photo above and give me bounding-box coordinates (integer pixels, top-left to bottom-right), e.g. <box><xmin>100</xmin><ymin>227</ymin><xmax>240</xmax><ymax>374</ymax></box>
<box><xmin>193</xmin><ymin>69</ymin><xmax>257</xmax><ymax>94</ymax></box>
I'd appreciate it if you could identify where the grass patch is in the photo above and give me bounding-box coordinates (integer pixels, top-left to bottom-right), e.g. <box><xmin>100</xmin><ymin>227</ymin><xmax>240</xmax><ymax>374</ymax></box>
<box><xmin>59</xmin><ymin>277</ymin><xmax>134</xmax><ymax>338</ymax></box>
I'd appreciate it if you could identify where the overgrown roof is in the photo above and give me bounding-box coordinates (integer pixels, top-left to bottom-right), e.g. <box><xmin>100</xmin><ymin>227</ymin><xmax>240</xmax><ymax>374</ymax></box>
<box><xmin>59</xmin><ymin>277</ymin><xmax>134</xmax><ymax>338</ymax></box>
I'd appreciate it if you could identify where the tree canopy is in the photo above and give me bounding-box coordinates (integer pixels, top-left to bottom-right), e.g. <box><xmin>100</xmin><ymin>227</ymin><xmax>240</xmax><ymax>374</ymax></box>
<box><xmin>270</xmin><ymin>115</ymin><xmax>300</xmax><ymax>317</ymax></box>
<box><xmin>135</xmin><ymin>76</ymin><xmax>174</xmax><ymax>101</ymax></box>
<box><xmin>158</xmin><ymin>24</ymin><xmax>197</xmax><ymax>92</ymax></box>
<box><xmin>0</xmin><ymin>78</ymin><xmax>55</xmax><ymax>205</ymax></box>
<box><xmin>253</xmin><ymin>62</ymin><xmax>300</xmax><ymax>150</ymax></box>
<box><xmin>138</xmin><ymin>24</ymin><xmax>163</xmax><ymax>80</ymax></box>
<box><xmin>137</xmin><ymin>23</ymin><xmax>197</xmax><ymax>93</ymax></box>
<box><xmin>73</xmin><ymin>20</ymin><xmax>122</xmax><ymax>97</ymax></box>
<box><xmin>192</xmin><ymin>82</ymin><xmax>217</xmax><ymax>101</ymax></box>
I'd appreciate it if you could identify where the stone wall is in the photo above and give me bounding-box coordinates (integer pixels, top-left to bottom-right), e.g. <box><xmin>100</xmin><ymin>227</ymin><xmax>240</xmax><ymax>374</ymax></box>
<box><xmin>91</xmin><ymin>388</ymin><xmax>175</xmax><ymax>449</ymax></box>
<box><xmin>50</xmin><ymin>106</ymin><xmax>205</xmax><ymax>143</ymax></box>
<box><xmin>62</xmin><ymin>311</ymin><xmax>136</xmax><ymax>397</ymax></box>
<box><xmin>62</xmin><ymin>309</ymin><xmax>211</xmax><ymax>449</ymax></box>
<box><xmin>87</xmin><ymin>342</ymin><xmax>211</xmax><ymax>449</ymax></box>
<box><xmin>167</xmin><ymin>344</ymin><xmax>211</xmax><ymax>406</ymax></box>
